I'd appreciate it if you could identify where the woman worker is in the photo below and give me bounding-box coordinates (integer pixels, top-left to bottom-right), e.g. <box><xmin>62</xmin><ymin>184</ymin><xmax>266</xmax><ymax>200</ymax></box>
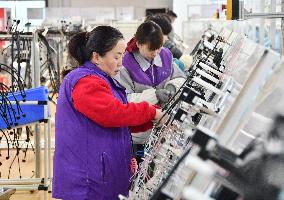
<box><xmin>117</xmin><ymin>21</ymin><xmax>186</xmax><ymax>162</ymax></box>
<box><xmin>53</xmin><ymin>26</ymin><xmax>163</xmax><ymax>200</ymax></box>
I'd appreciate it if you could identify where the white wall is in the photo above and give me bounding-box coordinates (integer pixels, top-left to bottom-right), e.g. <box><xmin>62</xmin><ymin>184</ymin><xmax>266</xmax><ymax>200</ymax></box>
<box><xmin>173</xmin><ymin>0</ymin><xmax>226</xmax><ymax>36</ymax></box>
<box><xmin>173</xmin><ymin>0</ymin><xmax>191</xmax><ymax>36</ymax></box>
<box><xmin>1</xmin><ymin>1</ymin><xmax>45</xmax><ymax>30</ymax></box>
<box><xmin>48</xmin><ymin>0</ymin><xmax>173</xmax><ymax>19</ymax></box>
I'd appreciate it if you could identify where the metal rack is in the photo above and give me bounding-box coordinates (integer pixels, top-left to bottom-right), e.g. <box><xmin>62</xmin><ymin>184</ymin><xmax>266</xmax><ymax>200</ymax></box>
<box><xmin>0</xmin><ymin>31</ymin><xmax>52</xmax><ymax>200</ymax></box>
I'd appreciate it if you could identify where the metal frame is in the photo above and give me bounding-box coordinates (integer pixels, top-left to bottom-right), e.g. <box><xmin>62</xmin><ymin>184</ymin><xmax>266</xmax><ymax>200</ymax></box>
<box><xmin>0</xmin><ymin>31</ymin><xmax>51</xmax><ymax>200</ymax></box>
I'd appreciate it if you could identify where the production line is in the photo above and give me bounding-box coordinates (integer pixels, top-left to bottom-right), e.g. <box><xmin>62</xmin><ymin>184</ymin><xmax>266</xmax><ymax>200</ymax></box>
<box><xmin>0</xmin><ymin>1</ymin><xmax>284</xmax><ymax>199</ymax></box>
<box><xmin>120</xmin><ymin>26</ymin><xmax>281</xmax><ymax>200</ymax></box>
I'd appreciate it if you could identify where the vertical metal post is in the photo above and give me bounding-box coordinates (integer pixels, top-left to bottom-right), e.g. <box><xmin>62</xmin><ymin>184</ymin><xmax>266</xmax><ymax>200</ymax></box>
<box><xmin>57</xmin><ymin>38</ymin><xmax>62</xmax><ymax>92</ymax></box>
<box><xmin>47</xmin><ymin>105</ymin><xmax>52</xmax><ymax>191</ymax></box>
<box><xmin>44</xmin><ymin>117</ymin><xmax>48</xmax><ymax>200</ymax></box>
<box><xmin>270</xmin><ymin>0</ymin><xmax>276</xmax><ymax>49</ymax></box>
<box><xmin>32</xmin><ymin>31</ymin><xmax>41</xmax><ymax>178</ymax></box>
<box><xmin>259</xmin><ymin>0</ymin><xmax>265</xmax><ymax>45</ymax></box>
<box><xmin>57</xmin><ymin>40</ymin><xmax>61</xmax><ymax>77</ymax></box>
<box><xmin>34</xmin><ymin>124</ymin><xmax>41</xmax><ymax>178</ymax></box>
<box><xmin>32</xmin><ymin>31</ymin><xmax>40</xmax><ymax>88</ymax></box>
<box><xmin>282</xmin><ymin>0</ymin><xmax>284</xmax><ymax>56</ymax></box>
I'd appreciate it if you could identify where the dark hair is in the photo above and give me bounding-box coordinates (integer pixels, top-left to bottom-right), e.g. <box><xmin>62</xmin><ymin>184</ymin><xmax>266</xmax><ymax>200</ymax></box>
<box><xmin>164</xmin><ymin>39</ymin><xmax>183</xmax><ymax>59</ymax></box>
<box><xmin>68</xmin><ymin>26</ymin><xmax>124</xmax><ymax>65</ymax></box>
<box><xmin>135</xmin><ymin>21</ymin><xmax>163</xmax><ymax>51</ymax></box>
<box><xmin>145</xmin><ymin>13</ymin><xmax>172</xmax><ymax>35</ymax></box>
<box><xmin>167</xmin><ymin>10</ymin><xmax>177</xmax><ymax>18</ymax></box>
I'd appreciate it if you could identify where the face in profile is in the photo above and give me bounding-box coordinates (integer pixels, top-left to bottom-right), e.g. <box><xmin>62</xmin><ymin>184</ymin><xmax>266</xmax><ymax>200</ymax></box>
<box><xmin>137</xmin><ymin>43</ymin><xmax>162</xmax><ymax>61</ymax></box>
<box><xmin>93</xmin><ymin>39</ymin><xmax>126</xmax><ymax>77</ymax></box>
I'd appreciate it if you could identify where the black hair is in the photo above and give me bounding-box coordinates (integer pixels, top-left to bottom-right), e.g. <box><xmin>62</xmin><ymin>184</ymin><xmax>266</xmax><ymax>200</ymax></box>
<box><xmin>135</xmin><ymin>21</ymin><xmax>163</xmax><ymax>51</ymax></box>
<box><xmin>145</xmin><ymin>13</ymin><xmax>172</xmax><ymax>35</ymax></box>
<box><xmin>167</xmin><ymin>10</ymin><xmax>177</xmax><ymax>18</ymax></box>
<box><xmin>62</xmin><ymin>26</ymin><xmax>124</xmax><ymax>77</ymax></box>
<box><xmin>68</xmin><ymin>26</ymin><xmax>124</xmax><ymax>65</ymax></box>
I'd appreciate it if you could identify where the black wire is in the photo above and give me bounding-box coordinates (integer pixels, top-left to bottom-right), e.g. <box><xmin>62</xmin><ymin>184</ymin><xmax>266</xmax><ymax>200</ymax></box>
<box><xmin>38</xmin><ymin>32</ymin><xmax>61</xmax><ymax>99</ymax></box>
<box><xmin>11</xmin><ymin>32</ymin><xmax>15</xmax><ymax>92</ymax></box>
<box><xmin>0</xmin><ymin>22</ymin><xmax>36</xmax><ymax>179</ymax></box>
<box><xmin>0</xmin><ymin>63</ymin><xmax>26</xmax><ymax>96</ymax></box>
<box><xmin>0</xmin><ymin>129</ymin><xmax>11</xmax><ymax>161</ymax></box>
<box><xmin>0</xmin><ymin>83</ymin><xmax>25</xmax><ymax>124</ymax></box>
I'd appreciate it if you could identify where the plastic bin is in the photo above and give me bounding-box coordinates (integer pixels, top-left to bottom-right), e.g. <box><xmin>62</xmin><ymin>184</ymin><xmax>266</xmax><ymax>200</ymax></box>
<box><xmin>0</xmin><ymin>86</ymin><xmax>50</xmax><ymax>129</ymax></box>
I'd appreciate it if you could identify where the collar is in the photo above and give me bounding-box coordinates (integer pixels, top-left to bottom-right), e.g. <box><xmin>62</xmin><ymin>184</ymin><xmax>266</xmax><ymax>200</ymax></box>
<box><xmin>133</xmin><ymin>51</ymin><xmax>163</xmax><ymax>72</ymax></box>
<box><xmin>83</xmin><ymin>61</ymin><xmax>108</xmax><ymax>77</ymax></box>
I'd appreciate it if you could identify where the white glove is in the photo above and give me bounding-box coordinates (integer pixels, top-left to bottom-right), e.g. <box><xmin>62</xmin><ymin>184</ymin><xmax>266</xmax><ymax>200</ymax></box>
<box><xmin>179</xmin><ymin>54</ymin><xmax>193</xmax><ymax>71</ymax></box>
<box><xmin>165</xmin><ymin>77</ymin><xmax>186</xmax><ymax>93</ymax></box>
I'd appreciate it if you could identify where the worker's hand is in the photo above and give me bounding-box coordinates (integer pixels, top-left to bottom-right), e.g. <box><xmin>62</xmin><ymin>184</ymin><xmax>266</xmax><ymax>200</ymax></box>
<box><xmin>154</xmin><ymin>108</ymin><xmax>163</xmax><ymax>121</ymax></box>
<box><xmin>179</xmin><ymin>54</ymin><xmax>193</xmax><ymax>71</ymax></box>
<box><xmin>155</xmin><ymin>89</ymin><xmax>171</xmax><ymax>104</ymax></box>
<box><xmin>153</xmin><ymin>108</ymin><xmax>167</xmax><ymax>128</ymax></box>
<box><xmin>165</xmin><ymin>83</ymin><xmax>176</xmax><ymax>95</ymax></box>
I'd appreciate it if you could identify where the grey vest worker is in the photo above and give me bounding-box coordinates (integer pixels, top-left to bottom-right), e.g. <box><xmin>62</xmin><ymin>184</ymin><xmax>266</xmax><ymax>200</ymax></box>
<box><xmin>123</xmin><ymin>47</ymin><xmax>172</xmax><ymax>87</ymax></box>
<box><xmin>118</xmin><ymin>47</ymin><xmax>185</xmax><ymax>144</ymax></box>
<box><xmin>53</xmin><ymin>62</ymin><xmax>132</xmax><ymax>199</ymax></box>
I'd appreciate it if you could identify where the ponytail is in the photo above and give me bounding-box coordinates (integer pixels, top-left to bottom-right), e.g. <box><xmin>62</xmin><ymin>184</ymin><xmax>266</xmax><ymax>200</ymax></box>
<box><xmin>68</xmin><ymin>32</ymin><xmax>89</xmax><ymax>65</ymax></box>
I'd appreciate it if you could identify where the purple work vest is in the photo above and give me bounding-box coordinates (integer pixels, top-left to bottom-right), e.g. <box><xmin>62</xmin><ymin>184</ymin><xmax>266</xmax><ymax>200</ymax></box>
<box><xmin>122</xmin><ymin>47</ymin><xmax>173</xmax><ymax>87</ymax></box>
<box><xmin>53</xmin><ymin>61</ymin><xmax>132</xmax><ymax>200</ymax></box>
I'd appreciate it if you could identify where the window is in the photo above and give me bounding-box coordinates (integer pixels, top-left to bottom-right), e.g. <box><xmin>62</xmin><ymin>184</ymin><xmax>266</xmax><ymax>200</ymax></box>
<box><xmin>27</xmin><ymin>8</ymin><xmax>43</xmax><ymax>20</ymax></box>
